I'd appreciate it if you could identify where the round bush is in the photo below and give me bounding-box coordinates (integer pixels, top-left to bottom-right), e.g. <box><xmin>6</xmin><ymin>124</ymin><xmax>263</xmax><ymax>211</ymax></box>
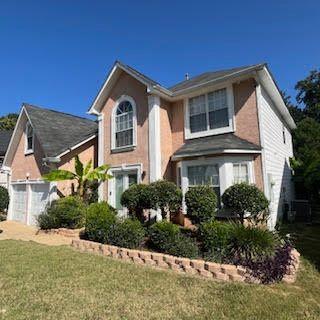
<box><xmin>228</xmin><ymin>223</ymin><xmax>279</xmax><ymax>263</ymax></box>
<box><xmin>185</xmin><ymin>185</ymin><xmax>217</xmax><ymax>225</ymax></box>
<box><xmin>222</xmin><ymin>183</ymin><xmax>269</xmax><ymax>223</ymax></box>
<box><xmin>108</xmin><ymin>219</ymin><xmax>145</xmax><ymax>249</ymax></box>
<box><xmin>199</xmin><ymin>220</ymin><xmax>233</xmax><ymax>262</ymax></box>
<box><xmin>149</xmin><ymin>180</ymin><xmax>182</xmax><ymax>219</ymax></box>
<box><xmin>37</xmin><ymin>196</ymin><xmax>86</xmax><ymax>230</ymax></box>
<box><xmin>0</xmin><ymin>186</ymin><xmax>9</xmax><ymax>212</ymax></box>
<box><xmin>148</xmin><ymin>221</ymin><xmax>198</xmax><ymax>258</ymax></box>
<box><xmin>84</xmin><ymin>202</ymin><xmax>117</xmax><ymax>243</ymax></box>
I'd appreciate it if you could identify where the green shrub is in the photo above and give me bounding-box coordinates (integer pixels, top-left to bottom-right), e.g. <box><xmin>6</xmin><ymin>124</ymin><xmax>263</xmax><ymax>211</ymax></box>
<box><xmin>84</xmin><ymin>202</ymin><xmax>117</xmax><ymax>243</ymax></box>
<box><xmin>199</xmin><ymin>220</ymin><xmax>233</xmax><ymax>262</ymax></box>
<box><xmin>228</xmin><ymin>223</ymin><xmax>279</xmax><ymax>263</ymax></box>
<box><xmin>148</xmin><ymin>221</ymin><xmax>198</xmax><ymax>258</ymax></box>
<box><xmin>108</xmin><ymin>219</ymin><xmax>145</xmax><ymax>249</ymax></box>
<box><xmin>0</xmin><ymin>186</ymin><xmax>9</xmax><ymax>212</ymax></box>
<box><xmin>149</xmin><ymin>180</ymin><xmax>182</xmax><ymax>219</ymax></box>
<box><xmin>120</xmin><ymin>184</ymin><xmax>157</xmax><ymax>222</ymax></box>
<box><xmin>222</xmin><ymin>183</ymin><xmax>269</xmax><ymax>224</ymax></box>
<box><xmin>185</xmin><ymin>185</ymin><xmax>217</xmax><ymax>225</ymax></box>
<box><xmin>37</xmin><ymin>196</ymin><xmax>86</xmax><ymax>230</ymax></box>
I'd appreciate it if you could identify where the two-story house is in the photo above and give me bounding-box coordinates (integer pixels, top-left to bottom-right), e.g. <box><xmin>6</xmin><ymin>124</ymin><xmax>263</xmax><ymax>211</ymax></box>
<box><xmin>4</xmin><ymin>61</ymin><xmax>295</xmax><ymax>229</ymax></box>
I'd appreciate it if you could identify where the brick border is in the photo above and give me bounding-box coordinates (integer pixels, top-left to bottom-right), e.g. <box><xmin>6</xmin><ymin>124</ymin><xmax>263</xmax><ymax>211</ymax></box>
<box><xmin>71</xmin><ymin>239</ymin><xmax>300</xmax><ymax>284</ymax></box>
<box><xmin>37</xmin><ymin>228</ymin><xmax>82</xmax><ymax>238</ymax></box>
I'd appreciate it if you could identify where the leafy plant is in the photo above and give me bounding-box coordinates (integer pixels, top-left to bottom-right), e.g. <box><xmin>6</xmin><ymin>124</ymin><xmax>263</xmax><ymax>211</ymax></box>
<box><xmin>43</xmin><ymin>156</ymin><xmax>112</xmax><ymax>200</ymax></box>
<box><xmin>0</xmin><ymin>186</ymin><xmax>9</xmax><ymax>213</ymax></box>
<box><xmin>37</xmin><ymin>196</ymin><xmax>86</xmax><ymax>230</ymax></box>
<box><xmin>222</xmin><ymin>183</ymin><xmax>269</xmax><ymax>224</ymax></box>
<box><xmin>84</xmin><ymin>202</ymin><xmax>117</xmax><ymax>243</ymax></box>
<box><xmin>108</xmin><ymin>219</ymin><xmax>145</xmax><ymax>249</ymax></box>
<box><xmin>149</xmin><ymin>180</ymin><xmax>182</xmax><ymax>220</ymax></box>
<box><xmin>185</xmin><ymin>185</ymin><xmax>217</xmax><ymax>225</ymax></box>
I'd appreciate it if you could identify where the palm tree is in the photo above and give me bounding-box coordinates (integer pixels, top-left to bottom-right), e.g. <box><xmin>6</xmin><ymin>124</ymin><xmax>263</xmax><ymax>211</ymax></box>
<box><xmin>43</xmin><ymin>156</ymin><xmax>112</xmax><ymax>199</ymax></box>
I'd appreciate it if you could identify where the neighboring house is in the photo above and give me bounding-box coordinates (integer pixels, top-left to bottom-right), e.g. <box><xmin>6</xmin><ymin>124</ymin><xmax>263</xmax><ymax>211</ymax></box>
<box><xmin>3</xmin><ymin>104</ymin><xmax>97</xmax><ymax>225</ymax></box>
<box><xmin>0</xmin><ymin>130</ymin><xmax>13</xmax><ymax>188</ymax></box>
<box><xmin>88</xmin><ymin>61</ymin><xmax>295</xmax><ymax>229</ymax></box>
<box><xmin>4</xmin><ymin>61</ymin><xmax>296</xmax><ymax>229</ymax></box>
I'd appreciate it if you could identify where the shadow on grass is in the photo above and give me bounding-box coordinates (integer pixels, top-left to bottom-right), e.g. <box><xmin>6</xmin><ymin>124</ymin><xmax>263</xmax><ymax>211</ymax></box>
<box><xmin>280</xmin><ymin>222</ymin><xmax>320</xmax><ymax>271</ymax></box>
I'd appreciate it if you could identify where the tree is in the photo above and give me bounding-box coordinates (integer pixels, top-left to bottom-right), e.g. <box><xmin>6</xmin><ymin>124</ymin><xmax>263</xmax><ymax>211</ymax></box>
<box><xmin>281</xmin><ymin>91</ymin><xmax>305</xmax><ymax>123</ymax></box>
<box><xmin>42</xmin><ymin>156</ymin><xmax>112</xmax><ymax>201</ymax></box>
<box><xmin>295</xmin><ymin>69</ymin><xmax>320</xmax><ymax>122</ymax></box>
<box><xmin>0</xmin><ymin>113</ymin><xmax>18</xmax><ymax>130</ymax></box>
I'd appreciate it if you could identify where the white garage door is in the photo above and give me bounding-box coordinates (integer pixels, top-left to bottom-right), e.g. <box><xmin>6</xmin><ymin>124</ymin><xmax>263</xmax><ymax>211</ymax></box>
<box><xmin>28</xmin><ymin>183</ymin><xmax>50</xmax><ymax>225</ymax></box>
<box><xmin>10</xmin><ymin>182</ymin><xmax>51</xmax><ymax>226</ymax></box>
<box><xmin>11</xmin><ymin>184</ymin><xmax>27</xmax><ymax>223</ymax></box>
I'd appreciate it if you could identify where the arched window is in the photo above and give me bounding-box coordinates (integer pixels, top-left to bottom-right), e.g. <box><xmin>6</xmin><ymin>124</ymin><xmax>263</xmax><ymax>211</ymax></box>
<box><xmin>25</xmin><ymin>122</ymin><xmax>34</xmax><ymax>153</ymax></box>
<box><xmin>112</xmin><ymin>96</ymin><xmax>136</xmax><ymax>149</ymax></box>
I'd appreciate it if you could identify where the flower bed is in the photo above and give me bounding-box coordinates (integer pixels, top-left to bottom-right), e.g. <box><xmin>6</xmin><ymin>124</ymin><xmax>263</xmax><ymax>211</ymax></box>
<box><xmin>71</xmin><ymin>238</ymin><xmax>300</xmax><ymax>284</ymax></box>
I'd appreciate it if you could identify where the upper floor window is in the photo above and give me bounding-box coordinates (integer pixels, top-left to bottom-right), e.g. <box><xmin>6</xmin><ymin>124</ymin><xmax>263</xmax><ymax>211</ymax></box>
<box><xmin>112</xmin><ymin>96</ymin><xmax>137</xmax><ymax>150</ymax></box>
<box><xmin>25</xmin><ymin>122</ymin><xmax>34</xmax><ymax>154</ymax></box>
<box><xmin>282</xmin><ymin>125</ymin><xmax>286</xmax><ymax>144</ymax></box>
<box><xmin>186</xmin><ymin>86</ymin><xmax>234</xmax><ymax>139</ymax></box>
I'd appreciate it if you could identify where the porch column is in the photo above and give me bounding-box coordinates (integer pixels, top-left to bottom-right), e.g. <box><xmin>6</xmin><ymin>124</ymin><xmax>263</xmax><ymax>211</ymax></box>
<box><xmin>148</xmin><ymin>95</ymin><xmax>161</xmax><ymax>182</ymax></box>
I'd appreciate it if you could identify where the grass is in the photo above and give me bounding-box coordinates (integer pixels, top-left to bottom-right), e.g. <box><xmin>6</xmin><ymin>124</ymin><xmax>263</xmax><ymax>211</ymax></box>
<box><xmin>0</xmin><ymin>240</ymin><xmax>320</xmax><ymax>319</ymax></box>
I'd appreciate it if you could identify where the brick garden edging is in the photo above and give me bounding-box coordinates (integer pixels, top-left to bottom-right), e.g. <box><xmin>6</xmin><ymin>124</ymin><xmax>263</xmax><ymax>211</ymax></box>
<box><xmin>71</xmin><ymin>238</ymin><xmax>300</xmax><ymax>284</ymax></box>
<box><xmin>37</xmin><ymin>228</ymin><xmax>82</xmax><ymax>238</ymax></box>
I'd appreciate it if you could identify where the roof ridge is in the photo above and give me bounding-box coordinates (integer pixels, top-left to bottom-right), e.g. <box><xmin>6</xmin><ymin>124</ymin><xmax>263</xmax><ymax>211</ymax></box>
<box><xmin>23</xmin><ymin>103</ymin><xmax>96</xmax><ymax>123</ymax></box>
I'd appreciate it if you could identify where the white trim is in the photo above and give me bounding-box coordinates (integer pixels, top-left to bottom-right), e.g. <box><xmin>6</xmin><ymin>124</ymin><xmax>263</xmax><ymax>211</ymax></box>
<box><xmin>98</xmin><ymin>113</ymin><xmax>104</xmax><ymax>201</ymax></box>
<box><xmin>111</xmin><ymin>95</ymin><xmax>137</xmax><ymax>151</ymax></box>
<box><xmin>148</xmin><ymin>95</ymin><xmax>162</xmax><ymax>182</ymax></box>
<box><xmin>184</xmin><ymin>84</ymin><xmax>235</xmax><ymax>140</ymax></box>
<box><xmin>56</xmin><ymin>134</ymin><xmax>97</xmax><ymax>158</ymax></box>
<box><xmin>107</xmin><ymin>163</ymin><xmax>142</xmax><ymax>208</ymax></box>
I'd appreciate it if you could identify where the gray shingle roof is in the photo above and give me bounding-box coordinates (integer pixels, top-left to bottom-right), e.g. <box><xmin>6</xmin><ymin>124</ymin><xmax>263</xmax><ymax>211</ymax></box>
<box><xmin>0</xmin><ymin>131</ymin><xmax>13</xmax><ymax>156</ymax></box>
<box><xmin>24</xmin><ymin>104</ymin><xmax>97</xmax><ymax>157</ymax></box>
<box><xmin>172</xmin><ymin>133</ymin><xmax>261</xmax><ymax>160</ymax></box>
<box><xmin>168</xmin><ymin>64</ymin><xmax>265</xmax><ymax>93</ymax></box>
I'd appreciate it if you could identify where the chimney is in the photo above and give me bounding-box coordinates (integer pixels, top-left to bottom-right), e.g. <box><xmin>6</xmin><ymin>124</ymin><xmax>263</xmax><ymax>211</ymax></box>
<box><xmin>185</xmin><ymin>73</ymin><xmax>189</xmax><ymax>81</ymax></box>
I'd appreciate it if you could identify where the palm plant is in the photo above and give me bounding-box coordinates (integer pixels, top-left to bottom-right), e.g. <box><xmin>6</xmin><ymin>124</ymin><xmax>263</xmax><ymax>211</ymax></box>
<box><xmin>43</xmin><ymin>156</ymin><xmax>112</xmax><ymax>199</ymax></box>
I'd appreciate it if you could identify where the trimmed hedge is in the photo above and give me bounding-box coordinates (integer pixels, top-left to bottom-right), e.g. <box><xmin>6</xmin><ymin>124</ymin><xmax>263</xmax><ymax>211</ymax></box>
<box><xmin>0</xmin><ymin>186</ymin><xmax>9</xmax><ymax>212</ymax></box>
<box><xmin>84</xmin><ymin>202</ymin><xmax>117</xmax><ymax>243</ymax></box>
<box><xmin>37</xmin><ymin>196</ymin><xmax>86</xmax><ymax>230</ymax></box>
<box><xmin>185</xmin><ymin>185</ymin><xmax>217</xmax><ymax>225</ymax></box>
<box><xmin>108</xmin><ymin>219</ymin><xmax>145</xmax><ymax>249</ymax></box>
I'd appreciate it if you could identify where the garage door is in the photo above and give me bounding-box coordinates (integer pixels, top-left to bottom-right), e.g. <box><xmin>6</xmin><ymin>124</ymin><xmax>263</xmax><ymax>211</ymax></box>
<box><xmin>28</xmin><ymin>183</ymin><xmax>50</xmax><ymax>225</ymax></box>
<box><xmin>11</xmin><ymin>184</ymin><xmax>27</xmax><ymax>223</ymax></box>
<box><xmin>10</xmin><ymin>182</ymin><xmax>51</xmax><ymax>226</ymax></box>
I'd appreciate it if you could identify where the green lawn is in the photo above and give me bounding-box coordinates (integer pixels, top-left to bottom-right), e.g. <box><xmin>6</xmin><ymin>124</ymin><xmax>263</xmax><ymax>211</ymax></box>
<box><xmin>1</xmin><ymin>240</ymin><xmax>320</xmax><ymax>319</ymax></box>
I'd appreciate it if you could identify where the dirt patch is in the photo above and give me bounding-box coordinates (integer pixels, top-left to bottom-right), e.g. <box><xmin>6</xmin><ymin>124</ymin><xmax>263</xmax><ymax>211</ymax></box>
<box><xmin>0</xmin><ymin>220</ymin><xmax>72</xmax><ymax>246</ymax></box>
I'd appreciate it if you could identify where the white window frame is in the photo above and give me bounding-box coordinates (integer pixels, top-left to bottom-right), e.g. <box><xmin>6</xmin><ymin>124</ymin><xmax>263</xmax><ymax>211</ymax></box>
<box><xmin>25</xmin><ymin>122</ymin><xmax>34</xmax><ymax>155</ymax></box>
<box><xmin>232</xmin><ymin>162</ymin><xmax>251</xmax><ymax>184</ymax></box>
<box><xmin>184</xmin><ymin>83</ymin><xmax>235</xmax><ymax>140</ymax></box>
<box><xmin>111</xmin><ymin>95</ymin><xmax>137</xmax><ymax>151</ymax></box>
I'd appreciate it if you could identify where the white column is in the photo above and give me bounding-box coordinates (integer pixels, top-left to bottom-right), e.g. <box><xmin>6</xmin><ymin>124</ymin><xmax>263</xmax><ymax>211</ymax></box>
<box><xmin>148</xmin><ymin>95</ymin><xmax>161</xmax><ymax>182</ymax></box>
<box><xmin>97</xmin><ymin>113</ymin><xmax>105</xmax><ymax>201</ymax></box>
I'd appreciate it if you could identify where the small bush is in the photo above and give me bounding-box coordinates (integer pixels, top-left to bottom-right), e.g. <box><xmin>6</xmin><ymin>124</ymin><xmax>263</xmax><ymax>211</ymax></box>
<box><xmin>84</xmin><ymin>202</ymin><xmax>117</xmax><ymax>243</ymax></box>
<box><xmin>185</xmin><ymin>185</ymin><xmax>217</xmax><ymax>225</ymax></box>
<box><xmin>228</xmin><ymin>223</ymin><xmax>279</xmax><ymax>263</ymax></box>
<box><xmin>148</xmin><ymin>221</ymin><xmax>198</xmax><ymax>258</ymax></box>
<box><xmin>199</xmin><ymin>220</ymin><xmax>233</xmax><ymax>262</ymax></box>
<box><xmin>222</xmin><ymin>183</ymin><xmax>269</xmax><ymax>224</ymax></box>
<box><xmin>0</xmin><ymin>186</ymin><xmax>9</xmax><ymax>212</ymax></box>
<box><xmin>121</xmin><ymin>184</ymin><xmax>157</xmax><ymax>222</ymax></box>
<box><xmin>149</xmin><ymin>180</ymin><xmax>182</xmax><ymax>219</ymax></box>
<box><xmin>108</xmin><ymin>219</ymin><xmax>145</xmax><ymax>249</ymax></box>
<box><xmin>37</xmin><ymin>196</ymin><xmax>86</xmax><ymax>230</ymax></box>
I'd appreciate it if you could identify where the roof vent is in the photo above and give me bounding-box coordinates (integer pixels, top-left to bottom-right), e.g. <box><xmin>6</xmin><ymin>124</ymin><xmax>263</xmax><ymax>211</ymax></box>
<box><xmin>185</xmin><ymin>73</ymin><xmax>189</xmax><ymax>80</ymax></box>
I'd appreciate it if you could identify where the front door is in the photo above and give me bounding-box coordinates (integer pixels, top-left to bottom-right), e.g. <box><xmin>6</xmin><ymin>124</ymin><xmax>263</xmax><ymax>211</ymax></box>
<box><xmin>112</xmin><ymin>171</ymin><xmax>138</xmax><ymax>216</ymax></box>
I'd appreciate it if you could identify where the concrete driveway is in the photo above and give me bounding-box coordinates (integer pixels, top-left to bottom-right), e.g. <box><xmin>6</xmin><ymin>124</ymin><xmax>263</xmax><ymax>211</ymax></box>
<box><xmin>0</xmin><ymin>220</ymin><xmax>72</xmax><ymax>246</ymax></box>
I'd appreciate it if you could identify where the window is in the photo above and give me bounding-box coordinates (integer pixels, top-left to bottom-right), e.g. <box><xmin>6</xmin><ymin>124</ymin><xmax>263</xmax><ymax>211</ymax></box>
<box><xmin>233</xmin><ymin>163</ymin><xmax>249</xmax><ymax>184</ymax></box>
<box><xmin>282</xmin><ymin>125</ymin><xmax>286</xmax><ymax>144</ymax></box>
<box><xmin>187</xmin><ymin>164</ymin><xmax>221</xmax><ymax>205</ymax></box>
<box><xmin>113</xmin><ymin>98</ymin><xmax>136</xmax><ymax>149</ymax></box>
<box><xmin>25</xmin><ymin>122</ymin><xmax>34</xmax><ymax>153</ymax></box>
<box><xmin>187</xmin><ymin>87</ymin><xmax>232</xmax><ymax>137</ymax></box>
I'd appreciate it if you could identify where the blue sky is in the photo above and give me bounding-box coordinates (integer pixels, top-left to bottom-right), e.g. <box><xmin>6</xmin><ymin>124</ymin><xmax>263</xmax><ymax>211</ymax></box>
<box><xmin>0</xmin><ymin>0</ymin><xmax>319</xmax><ymax>118</ymax></box>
